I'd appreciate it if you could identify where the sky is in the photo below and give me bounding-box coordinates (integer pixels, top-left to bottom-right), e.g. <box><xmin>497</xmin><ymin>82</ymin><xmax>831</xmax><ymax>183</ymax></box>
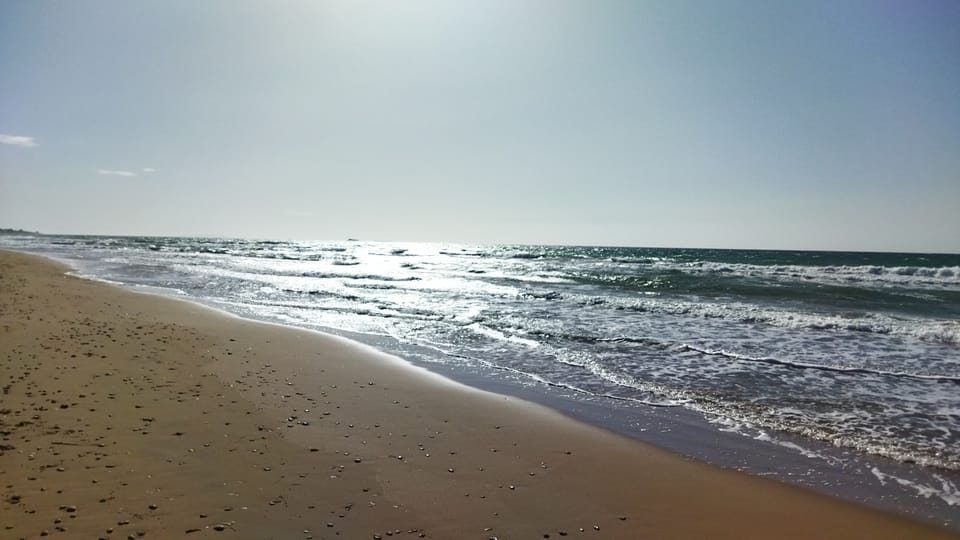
<box><xmin>1</xmin><ymin>0</ymin><xmax>958</xmax><ymax>252</ymax></box>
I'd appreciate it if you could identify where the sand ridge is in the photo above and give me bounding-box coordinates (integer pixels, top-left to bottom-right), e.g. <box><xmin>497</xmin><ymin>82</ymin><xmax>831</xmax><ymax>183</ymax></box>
<box><xmin>1</xmin><ymin>250</ymin><xmax>956</xmax><ymax>539</ymax></box>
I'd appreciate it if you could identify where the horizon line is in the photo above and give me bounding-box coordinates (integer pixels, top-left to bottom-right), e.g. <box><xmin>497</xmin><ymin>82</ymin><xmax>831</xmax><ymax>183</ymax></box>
<box><xmin>2</xmin><ymin>228</ymin><xmax>958</xmax><ymax>256</ymax></box>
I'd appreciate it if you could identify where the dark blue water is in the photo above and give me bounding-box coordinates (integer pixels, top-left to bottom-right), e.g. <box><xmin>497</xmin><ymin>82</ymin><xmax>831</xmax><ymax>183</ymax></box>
<box><xmin>4</xmin><ymin>234</ymin><xmax>959</xmax><ymax>510</ymax></box>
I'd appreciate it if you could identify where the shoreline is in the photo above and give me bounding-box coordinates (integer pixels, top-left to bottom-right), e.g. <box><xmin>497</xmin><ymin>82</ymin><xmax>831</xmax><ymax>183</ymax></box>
<box><xmin>101</xmin><ymin>281</ymin><xmax>959</xmax><ymax>527</ymax></box>
<box><xmin>334</xmin><ymin>326</ymin><xmax>960</xmax><ymax>527</ymax></box>
<box><xmin>1</xmin><ymin>250</ymin><xmax>957</xmax><ymax>539</ymax></box>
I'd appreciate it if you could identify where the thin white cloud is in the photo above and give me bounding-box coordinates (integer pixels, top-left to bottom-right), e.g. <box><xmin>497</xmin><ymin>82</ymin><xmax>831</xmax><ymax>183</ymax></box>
<box><xmin>97</xmin><ymin>169</ymin><xmax>138</xmax><ymax>177</ymax></box>
<box><xmin>142</xmin><ymin>167</ymin><xmax>156</xmax><ymax>173</ymax></box>
<box><xmin>0</xmin><ymin>134</ymin><xmax>36</xmax><ymax>148</ymax></box>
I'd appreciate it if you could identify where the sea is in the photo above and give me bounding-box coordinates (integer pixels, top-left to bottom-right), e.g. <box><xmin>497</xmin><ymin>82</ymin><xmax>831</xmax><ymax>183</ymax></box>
<box><xmin>3</xmin><ymin>234</ymin><xmax>958</xmax><ymax>527</ymax></box>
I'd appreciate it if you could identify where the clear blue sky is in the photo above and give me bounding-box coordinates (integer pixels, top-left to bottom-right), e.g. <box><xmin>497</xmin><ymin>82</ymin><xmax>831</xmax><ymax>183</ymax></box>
<box><xmin>1</xmin><ymin>1</ymin><xmax>958</xmax><ymax>252</ymax></box>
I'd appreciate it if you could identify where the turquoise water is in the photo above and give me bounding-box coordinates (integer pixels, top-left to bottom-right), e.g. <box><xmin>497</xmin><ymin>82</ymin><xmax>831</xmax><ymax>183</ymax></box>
<box><xmin>5</xmin><ymin>235</ymin><xmax>958</xmax><ymax>480</ymax></box>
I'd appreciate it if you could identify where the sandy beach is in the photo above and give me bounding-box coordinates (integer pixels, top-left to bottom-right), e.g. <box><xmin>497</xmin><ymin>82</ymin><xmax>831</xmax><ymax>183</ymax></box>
<box><xmin>0</xmin><ymin>249</ymin><xmax>955</xmax><ymax>540</ymax></box>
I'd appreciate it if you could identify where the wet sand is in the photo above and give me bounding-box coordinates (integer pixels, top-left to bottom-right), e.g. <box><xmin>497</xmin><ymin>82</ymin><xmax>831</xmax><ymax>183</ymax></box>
<box><xmin>1</xmin><ymin>250</ymin><xmax>956</xmax><ymax>540</ymax></box>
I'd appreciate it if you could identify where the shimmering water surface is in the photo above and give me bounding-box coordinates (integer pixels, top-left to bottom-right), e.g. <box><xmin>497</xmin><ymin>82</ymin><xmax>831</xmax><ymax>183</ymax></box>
<box><xmin>5</xmin><ymin>235</ymin><xmax>959</xmax><ymax>491</ymax></box>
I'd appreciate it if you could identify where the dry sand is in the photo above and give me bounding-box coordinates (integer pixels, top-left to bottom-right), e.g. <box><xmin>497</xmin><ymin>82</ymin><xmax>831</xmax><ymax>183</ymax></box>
<box><xmin>1</xmin><ymin>250</ymin><xmax>956</xmax><ymax>540</ymax></box>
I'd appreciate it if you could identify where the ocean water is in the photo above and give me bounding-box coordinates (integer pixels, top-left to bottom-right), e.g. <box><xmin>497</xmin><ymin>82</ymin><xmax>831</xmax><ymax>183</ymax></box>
<box><xmin>4</xmin><ymin>235</ymin><xmax>959</xmax><ymax>504</ymax></box>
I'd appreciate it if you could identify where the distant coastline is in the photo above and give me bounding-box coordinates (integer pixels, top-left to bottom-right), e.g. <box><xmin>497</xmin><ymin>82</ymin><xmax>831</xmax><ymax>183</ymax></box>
<box><xmin>0</xmin><ymin>228</ymin><xmax>40</xmax><ymax>235</ymax></box>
